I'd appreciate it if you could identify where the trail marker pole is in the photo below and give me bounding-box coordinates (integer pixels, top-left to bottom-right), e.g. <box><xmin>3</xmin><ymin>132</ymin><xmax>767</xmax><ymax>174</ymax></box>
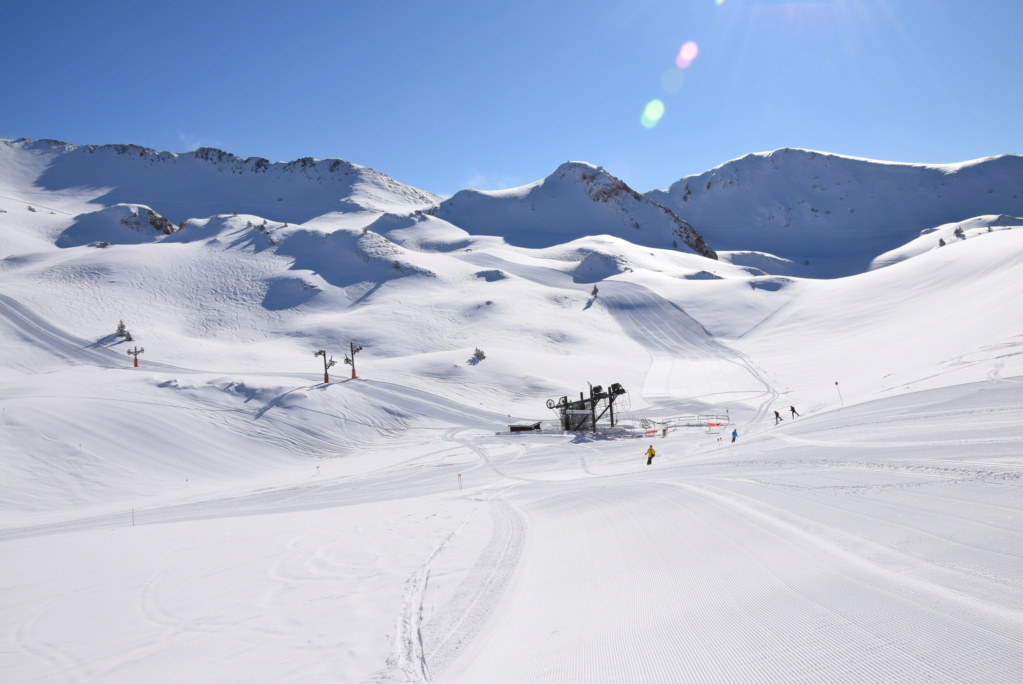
<box><xmin>835</xmin><ymin>381</ymin><xmax>844</xmax><ymax>407</ymax></box>
<box><xmin>131</xmin><ymin>508</ymin><xmax>135</xmax><ymax>527</ymax></box>
<box><xmin>458</xmin><ymin>474</ymin><xmax>462</xmax><ymax>490</ymax></box>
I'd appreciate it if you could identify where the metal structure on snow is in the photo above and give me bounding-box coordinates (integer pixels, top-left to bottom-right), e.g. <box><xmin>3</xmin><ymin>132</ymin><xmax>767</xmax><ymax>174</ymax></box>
<box><xmin>546</xmin><ymin>383</ymin><xmax>627</xmax><ymax>432</ymax></box>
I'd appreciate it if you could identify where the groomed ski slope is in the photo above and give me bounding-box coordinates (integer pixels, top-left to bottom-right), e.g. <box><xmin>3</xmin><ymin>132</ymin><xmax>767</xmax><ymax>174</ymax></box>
<box><xmin>4</xmin><ymin>371</ymin><xmax>1022</xmax><ymax>683</ymax></box>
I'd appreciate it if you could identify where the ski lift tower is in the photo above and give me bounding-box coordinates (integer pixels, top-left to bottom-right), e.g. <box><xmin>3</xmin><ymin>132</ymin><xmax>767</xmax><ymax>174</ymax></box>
<box><xmin>547</xmin><ymin>382</ymin><xmax>627</xmax><ymax>432</ymax></box>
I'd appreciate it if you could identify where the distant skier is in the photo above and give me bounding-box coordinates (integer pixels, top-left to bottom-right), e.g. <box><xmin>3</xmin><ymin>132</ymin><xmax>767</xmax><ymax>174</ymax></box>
<box><xmin>731</xmin><ymin>429</ymin><xmax>738</xmax><ymax>443</ymax></box>
<box><xmin>774</xmin><ymin>410</ymin><xmax>783</xmax><ymax>424</ymax></box>
<box><xmin>646</xmin><ymin>445</ymin><xmax>656</xmax><ymax>466</ymax></box>
<box><xmin>790</xmin><ymin>405</ymin><xmax>800</xmax><ymax>418</ymax></box>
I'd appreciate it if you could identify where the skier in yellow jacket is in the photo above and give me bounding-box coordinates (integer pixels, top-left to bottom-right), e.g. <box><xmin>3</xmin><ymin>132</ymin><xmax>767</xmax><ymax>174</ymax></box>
<box><xmin>646</xmin><ymin>445</ymin><xmax>656</xmax><ymax>466</ymax></box>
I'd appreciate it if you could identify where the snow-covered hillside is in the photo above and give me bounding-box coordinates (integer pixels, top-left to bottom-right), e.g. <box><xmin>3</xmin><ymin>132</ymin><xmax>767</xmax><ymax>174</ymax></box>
<box><xmin>432</xmin><ymin>162</ymin><xmax>717</xmax><ymax>258</ymax></box>
<box><xmin>0</xmin><ymin>138</ymin><xmax>440</xmax><ymax>227</ymax></box>
<box><xmin>2</xmin><ymin>138</ymin><xmax>1022</xmax><ymax>683</ymax></box>
<box><xmin>648</xmin><ymin>148</ymin><xmax>1023</xmax><ymax>276</ymax></box>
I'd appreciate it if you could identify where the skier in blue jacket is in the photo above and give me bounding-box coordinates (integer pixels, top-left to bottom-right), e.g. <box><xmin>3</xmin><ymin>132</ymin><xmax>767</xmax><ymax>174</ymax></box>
<box><xmin>731</xmin><ymin>429</ymin><xmax>738</xmax><ymax>443</ymax></box>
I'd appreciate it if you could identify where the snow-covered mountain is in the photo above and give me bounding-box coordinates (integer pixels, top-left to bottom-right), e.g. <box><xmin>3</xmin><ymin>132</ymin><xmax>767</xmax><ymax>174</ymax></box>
<box><xmin>648</xmin><ymin>148</ymin><xmax>1023</xmax><ymax>276</ymax></box>
<box><xmin>2</xmin><ymin>137</ymin><xmax>1023</xmax><ymax>683</ymax></box>
<box><xmin>0</xmin><ymin>137</ymin><xmax>440</xmax><ymax>226</ymax></box>
<box><xmin>431</xmin><ymin>162</ymin><xmax>717</xmax><ymax>258</ymax></box>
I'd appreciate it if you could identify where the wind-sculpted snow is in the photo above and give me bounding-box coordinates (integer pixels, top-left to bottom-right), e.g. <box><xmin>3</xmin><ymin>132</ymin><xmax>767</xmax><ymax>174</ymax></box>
<box><xmin>871</xmin><ymin>213</ymin><xmax>1023</xmax><ymax>270</ymax></box>
<box><xmin>56</xmin><ymin>203</ymin><xmax>178</xmax><ymax>247</ymax></box>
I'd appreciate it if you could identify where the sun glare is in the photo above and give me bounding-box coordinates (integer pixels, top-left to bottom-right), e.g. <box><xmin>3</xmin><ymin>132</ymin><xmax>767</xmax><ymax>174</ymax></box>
<box><xmin>641</xmin><ymin>99</ymin><xmax>666</xmax><ymax>129</ymax></box>
<box><xmin>675</xmin><ymin>41</ymin><xmax>700</xmax><ymax>69</ymax></box>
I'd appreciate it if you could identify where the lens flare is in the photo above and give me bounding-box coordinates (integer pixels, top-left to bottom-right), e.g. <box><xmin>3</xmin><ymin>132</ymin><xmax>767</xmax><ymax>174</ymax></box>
<box><xmin>641</xmin><ymin>99</ymin><xmax>665</xmax><ymax>129</ymax></box>
<box><xmin>675</xmin><ymin>41</ymin><xmax>699</xmax><ymax>69</ymax></box>
<box><xmin>660</xmin><ymin>68</ymin><xmax>685</xmax><ymax>93</ymax></box>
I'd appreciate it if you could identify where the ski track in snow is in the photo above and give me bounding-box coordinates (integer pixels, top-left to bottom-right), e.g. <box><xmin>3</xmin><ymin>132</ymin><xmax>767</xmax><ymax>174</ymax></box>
<box><xmin>0</xmin><ymin>293</ymin><xmax>129</xmax><ymax>368</ymax></box>
<box><xmin>458</xmin><ymin>252</ymin><xmax>780</xmax><ymax>419</ymax></box>
<box><xmin>370</xmin><ymin>504</ymin><xmax>487</xmax><ymax>684</ymax></box>
<box><xmin>597</xmin><ymin>279</ymin><xmax>779</xmax><ymax>420</ymax></box>
<box><xmin>442</xmin><ymin>472</ymin><xmax>1023</xmax><ymax>683</ymax></box>
<box><xmin>420</xmin><ymin>498</ymin><xmax>526</xmax><ymax>677</ymax></box>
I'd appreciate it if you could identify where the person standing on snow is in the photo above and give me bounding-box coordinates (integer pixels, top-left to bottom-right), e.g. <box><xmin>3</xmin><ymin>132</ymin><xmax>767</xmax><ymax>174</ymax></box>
<box><xmin>790</xmin><ymin>406</ymin><xmax>800</xmax><ymax>418</ymax></box>
<box><xmin>646</xmin><ymin>445</ymin><xmax>656</xmax><ymax>465</ymax></box>
<box><xmin>774</xmin><ymin>410</ymin><xmax>783</xmax><ymax>424</ymax></box>
<box><xmin>731</xmin><ymin>429</ymin><xmax>738</xmax><ymax>443</ymax></box>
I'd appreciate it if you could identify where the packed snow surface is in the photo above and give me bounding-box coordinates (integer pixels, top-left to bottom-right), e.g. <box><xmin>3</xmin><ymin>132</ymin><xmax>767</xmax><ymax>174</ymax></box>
<box><xmin>2</xmin><ymin>138</ymin><xmax>1022</xmax><ymax>683</ymax></box>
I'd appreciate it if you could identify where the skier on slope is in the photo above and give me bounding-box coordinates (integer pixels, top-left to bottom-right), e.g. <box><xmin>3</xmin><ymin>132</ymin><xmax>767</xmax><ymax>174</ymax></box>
<box><xmin>646</xmin><ymin>445</ymin><xmax>656</xmax><ymax>466</ymax></box>
<box><xmin>774</xmin><ymin>410</ymin><xmax>783</xmax><ymax>425</ymax></box>
<box><xmin>731</xmin><ymin>429</ymin><xmax>738</xmax><ymax>443</ymax></box>
<box><xmin>790</xmin><ymin>405</ymin><xmax>800</xmax><ymax>418</ymax></box>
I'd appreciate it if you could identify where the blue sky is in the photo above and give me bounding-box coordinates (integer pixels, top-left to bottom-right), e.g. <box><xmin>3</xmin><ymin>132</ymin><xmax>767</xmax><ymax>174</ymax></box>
<box><xmin>2</xmin><ymin>0</ymin><xmax>1020</xmax><ymax>196</ymax></box>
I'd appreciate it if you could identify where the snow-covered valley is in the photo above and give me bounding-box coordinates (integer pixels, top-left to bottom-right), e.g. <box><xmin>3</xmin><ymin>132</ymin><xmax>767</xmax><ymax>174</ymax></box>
<box><xmin>2</xmin><ymin>138</ymin><xmax>1022</xmax><ymax>683</ymax></box>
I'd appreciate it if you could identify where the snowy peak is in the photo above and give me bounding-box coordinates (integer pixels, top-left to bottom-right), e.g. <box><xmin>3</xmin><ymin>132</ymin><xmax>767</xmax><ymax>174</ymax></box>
<box><xmin>647</xmin><ymin>148</ymin><xmax>1023</xmax><ymax>274</ymax></box>
<box><xmin>0</xmin><ymin>137</ymin><xmax>440</xmax><ymax>224</ymax></box>
<box><xmin>546</xmin><ymin>161</ymin><xmax>639</xmax><ymax>199</ymax></box>
<box><xmin>431</xmin><ymin>162</ymin><xmax>716</xmax><ymax>259</ymax></box>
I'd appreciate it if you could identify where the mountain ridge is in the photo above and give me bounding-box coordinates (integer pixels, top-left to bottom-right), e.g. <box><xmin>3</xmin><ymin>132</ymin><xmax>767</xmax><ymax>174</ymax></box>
<box><xmin>0</xmin><ymin>137</ymin><xmax>441</xmax><ymax>223</ymax></box>
<box><xmin>647</xmin><ymin>147</ymin><xmax>1023</xmax><ymax>274</ymax></box>
<box><xmin>4</xmin><ymin>137</ymin><xmax>1021</xmax><ymax>278</ymax></box>
<box><xmin>431</xmin><ymin>161</ymin><xmax>717</xmax><ymax>259</ymax></box>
